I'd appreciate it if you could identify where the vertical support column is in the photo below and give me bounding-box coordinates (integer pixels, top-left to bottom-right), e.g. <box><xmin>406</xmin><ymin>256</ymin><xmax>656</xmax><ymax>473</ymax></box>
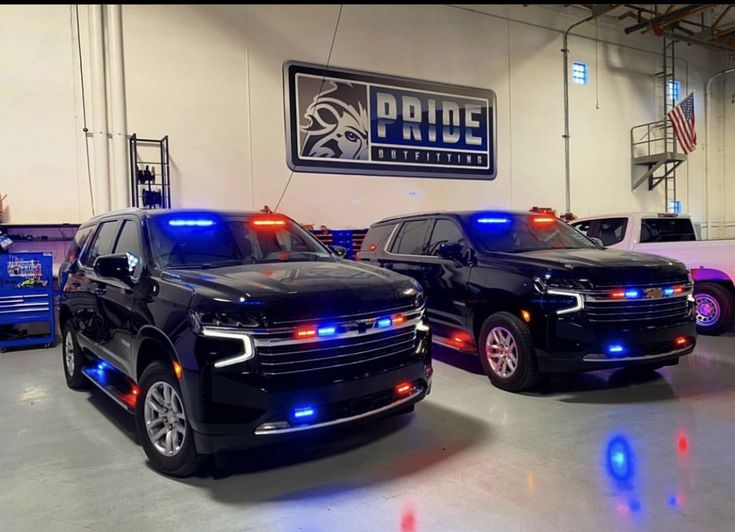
<box><xmin>88</xmin><ymin>5</ymin><xmax>110</xmax><ymax>213</ymax></box>
<box><xmin>107</xmin><ymin>5</ymin><xmax>129</xmax><ymax>210</ymax></box>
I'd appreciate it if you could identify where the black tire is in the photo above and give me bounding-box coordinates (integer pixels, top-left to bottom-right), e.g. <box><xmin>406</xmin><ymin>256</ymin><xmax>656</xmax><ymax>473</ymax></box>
<box><xmin>62</xmin><ymin>323</ymin><xmax>88</xmax><ymax>389</ymax></box>
<box><xmin>478</xmin><ymin>312</ymin><xmax>539</xmax><ymax>392</ymax></box>
<box><xmin>135</xmin><ymin>361</ymin><xmax>203</xmax><ymax>477</ymax></box>
<box><xmin>694</xmin><ymin>282</ymin><xmax>734</xmax><ymax>336</ymax></box>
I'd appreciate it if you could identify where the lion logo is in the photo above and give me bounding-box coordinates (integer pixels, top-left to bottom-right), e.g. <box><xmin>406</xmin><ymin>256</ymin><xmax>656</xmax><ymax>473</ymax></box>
<box><xmin>300</xmin><ymin>81</ymin><xmax>369</xmax><ymax>160</ymax></box>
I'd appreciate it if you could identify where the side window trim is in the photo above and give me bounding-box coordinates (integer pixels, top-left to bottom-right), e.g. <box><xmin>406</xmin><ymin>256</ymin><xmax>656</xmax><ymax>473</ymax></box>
<box><xmin>381</xmin><ymin>224</ymin><xmax>400</xmax><ymax>254</ymax></box>
<box><xmin>69</xmin><ymin>224</ymin><xmax>95</xmax><ymax>263</ymax></box>
<box><xmin>113</xmin><ymin>217</ymin><xmax>146</xmax><ymax>281</ymax></box>
<box><xmin>80</xmin><ymin>219</ymin><xmax>121</xmax><ymax>269</ymax></box>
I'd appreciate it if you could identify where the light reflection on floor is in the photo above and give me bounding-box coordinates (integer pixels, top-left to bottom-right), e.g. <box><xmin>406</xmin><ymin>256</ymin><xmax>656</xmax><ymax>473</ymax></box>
<box><xmin>0</xmin><ymin>332</ymin><xmax>734</xmax><ymax>530</ymax></box>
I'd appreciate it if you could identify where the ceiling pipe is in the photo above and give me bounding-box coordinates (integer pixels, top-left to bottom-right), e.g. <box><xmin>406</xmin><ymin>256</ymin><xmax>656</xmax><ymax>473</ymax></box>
<box><xmin>624</xmin><ymin>4</ymin><xmax>714</xmax><ymax>35</ymax></box>
<box><xmin>704</xmin><ymin>66</ymin><xmax>735</xmax><ymax>238</ymax></box>
<box><xmin>88</xmin><ymin>5</ymin><xmax>110</xmax><ymax>213</ymax></box>
<box><xmin>562</xmin><ymin>6</ymin><xmax>617</xmax><ymax>215</ymax></box>
<box><xmin>107</xmin><ymin>5</ymin><xmax>129</xmax><ymax>210</ymax></box>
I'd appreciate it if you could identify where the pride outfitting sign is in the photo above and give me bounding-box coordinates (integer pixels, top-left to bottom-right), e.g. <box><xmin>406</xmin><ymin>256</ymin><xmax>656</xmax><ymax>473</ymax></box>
<box><xmin>284</xmin><ymin>62</ymin><xmax>496</xmax><ymax>180</ymax></box>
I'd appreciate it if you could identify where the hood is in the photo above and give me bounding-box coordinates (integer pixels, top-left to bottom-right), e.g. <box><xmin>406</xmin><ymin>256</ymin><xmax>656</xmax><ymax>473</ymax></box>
<box><xmin>162</xmin><ymin>260</ymin><xmax>419</xmax><ymax>325</ymax></box>
<box><xmin>477</xmin><ymin>248</ymin><xmax>689</xmax><ymax>287</ymax></box>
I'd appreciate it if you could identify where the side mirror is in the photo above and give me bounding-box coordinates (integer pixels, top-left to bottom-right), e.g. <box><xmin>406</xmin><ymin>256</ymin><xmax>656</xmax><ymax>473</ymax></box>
<box><xmin>329</xmin><ymin>245</ymin><xmax>347</xmax><ymax>258</ymax></box>
<box><xmin>591</xmin><ymin>237</ymin><xmax>605</xmax><ymax>249</ymax></box>
<box><xmin>94</xmin><ymin>254</ymin><xmax>133</xmax><ymax>285</ymax></box>
<box><xmin>437</xmin><ymin>242</ymin><xmax>465</xmax><ymax>261</ymax></box>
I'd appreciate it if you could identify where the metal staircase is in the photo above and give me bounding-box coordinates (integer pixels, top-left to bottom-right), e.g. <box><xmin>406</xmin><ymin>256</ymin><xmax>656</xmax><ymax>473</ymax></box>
<box><xmin>630</xmin><ymin>35</ymin><xmax>687</xmax><ymax>210</ymax></box>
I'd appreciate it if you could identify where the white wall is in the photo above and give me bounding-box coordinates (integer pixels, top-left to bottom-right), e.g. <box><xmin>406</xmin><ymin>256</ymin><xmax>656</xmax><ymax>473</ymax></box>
<box><xmin>1</xmin><ymin>4</ymin><xmax>731</xmax><ymax>230</ymax></box>
<box><xmin>0</xmin><ymin>5</ymin><xmax>90</xmax><ymax>223</ymax></box>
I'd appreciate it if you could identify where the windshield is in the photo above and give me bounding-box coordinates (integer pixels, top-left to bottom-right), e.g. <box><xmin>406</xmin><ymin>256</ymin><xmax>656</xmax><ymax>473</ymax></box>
<box><xmin>148</xmin><ymin>213</ymin><xmax>333</xmax><ymax>269</ymax></box>
<box><xmin>463</xmin><ymin>213</ymin><xmax>598</xmax><ymax>253</ymax></box>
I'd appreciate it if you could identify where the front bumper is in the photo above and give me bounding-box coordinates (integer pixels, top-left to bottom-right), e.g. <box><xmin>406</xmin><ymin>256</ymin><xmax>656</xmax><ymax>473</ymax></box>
<box><xmin>188</xmin><ymin>359</ymin><xmax>431</xmax><ymax>454</ymax></box>
<box><xmin>535</xmin><ymin>318</ymin><xmax>696</xmax><ymax>373</ymax></box>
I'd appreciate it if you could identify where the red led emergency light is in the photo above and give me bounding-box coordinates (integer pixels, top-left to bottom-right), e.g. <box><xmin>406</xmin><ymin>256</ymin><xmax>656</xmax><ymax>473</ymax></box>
<box><xmin>395</xmin><ymin>382</ymin><xmax>413</xmax><ymax>397</ymax></box>
<box><xmin>250</xmin><ymin>215</ymin><xmax>287</xmax><ymax>228</ymax></box>
<box><xmin>295</xmin><ymin>327</ymin><xmax>317</xmax><ymax>339</ymax></box>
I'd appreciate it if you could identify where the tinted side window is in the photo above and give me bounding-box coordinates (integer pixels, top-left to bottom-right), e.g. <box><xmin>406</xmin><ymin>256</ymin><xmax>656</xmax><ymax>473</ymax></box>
<box><xmin>427</xmin><ymin>219</ymin><xmax>465</xmax><ymax>255</ymax></box>
<box><xmin>596</xmin><ymin>218</ymin><xmax>628</xmax><ymax>246</ymax></box>
<box><xmin>361</xmin><ymin>224</ymin><xmax>396</xmax><ymax>253</ymax></box>
<box><xmin>640</xmin><ymin>218</ymin><xmax>696</xmax><ymax>243</ymax></box>
<box><xmin>66</xmin><ymin>226</ymin><xmax>94</xmax><ymax>262</ymax></box>
<box><xmin>572</xmin><ymin>221</ymin><xmax>591</xmax><ymax>236</ymax></box>
<box><xmin>82</xmin><ymin>220</ymin><xmax>119</xmax><ymax>267</ymax></box>
<box><xmin>391</xmin><ymin>220</ymin><xmax>431</xmax><ymax>255</ymax></box>
<box><xmin>114</xmin><ymin>220</ymin><xmax>143</xmax><ymax>275</ymax></box>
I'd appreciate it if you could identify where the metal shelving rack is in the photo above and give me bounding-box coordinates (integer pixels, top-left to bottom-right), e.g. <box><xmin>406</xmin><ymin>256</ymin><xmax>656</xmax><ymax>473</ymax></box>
<box><xmin>129</xmin><ymin>134</ymin><xmax>171</xmax><ymax>209</ymax></box>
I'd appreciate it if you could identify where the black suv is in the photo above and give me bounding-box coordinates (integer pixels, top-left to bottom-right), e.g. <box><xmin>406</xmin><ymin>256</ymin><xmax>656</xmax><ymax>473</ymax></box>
<box><xmin>357</xmin><ymin>211</ymin><xmax>696</xmax><ymax>392</ymax></box>
<box><xmin>59</xmin><ymin>209</ymin><xmax>431</xmax><ymax>476</ymax></box>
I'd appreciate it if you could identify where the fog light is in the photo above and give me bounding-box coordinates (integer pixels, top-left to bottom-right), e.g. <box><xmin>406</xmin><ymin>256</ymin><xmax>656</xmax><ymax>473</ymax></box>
<box><xmin>395</xmin><ymin>382</ymin><xmax>413</xmax><ymax>398</ymax></box>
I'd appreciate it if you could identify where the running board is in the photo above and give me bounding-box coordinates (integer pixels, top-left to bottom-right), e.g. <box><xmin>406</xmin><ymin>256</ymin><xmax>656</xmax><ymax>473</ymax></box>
<box><xmin>433</xmin><ymin>335</ymin><xmax>478</xmax><ymax>354</ymax></box>
<box><xmin>82</xmin><ymin>363</ymin><xmax>139</xmax><ymax>413</ymax></box>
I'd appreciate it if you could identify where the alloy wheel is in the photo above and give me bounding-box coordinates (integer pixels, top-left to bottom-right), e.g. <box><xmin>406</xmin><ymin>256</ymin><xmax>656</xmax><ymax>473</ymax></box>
<box><xmin>64</xmin><ymin>331</ymin><xmax>75</xmax><ymax>376</ymax></box>
<box><xmin>485</xmin><ymin>326</ymin><xmax>519</xmax><ymax>378</ymax></box>
<box><xmin>144</xmin><ymin>381</ymin><xmax>187</xmax><ymax>457</ymax></box>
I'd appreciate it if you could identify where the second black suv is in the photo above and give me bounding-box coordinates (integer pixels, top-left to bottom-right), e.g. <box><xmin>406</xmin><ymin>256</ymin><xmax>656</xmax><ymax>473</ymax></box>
<box><xmin>357</xmin><ymin>211</ymin><xmax>696</xmax><ymax>392</ymax></box>
<box><xmin>59</xmin><ymin>209</ymin><xmax>431</xmax><ymax>476</ymax></box>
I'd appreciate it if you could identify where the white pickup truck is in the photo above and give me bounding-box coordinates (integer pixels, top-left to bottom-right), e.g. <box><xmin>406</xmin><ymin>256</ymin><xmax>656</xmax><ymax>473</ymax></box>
<box><xmin>571</xmin><ymin>212</ymin><xmax>735</xmax><ymax>335</ymax></box>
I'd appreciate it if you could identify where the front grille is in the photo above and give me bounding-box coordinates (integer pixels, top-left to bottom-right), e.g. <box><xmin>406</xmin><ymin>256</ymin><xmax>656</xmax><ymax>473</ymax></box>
<box><xmin>256</xmin><ymin>324</ymin><xmax>416</xmax><ymax>376</ymax></box>
<box><xmin>584</xmin><ymin>297</ymin><xmax>690</xmax><ymax>323</ymax></box>
<box><xmin>580</xmin><ymin>283</ymin><xmax>692</xmax><ymax>324</ymax></box>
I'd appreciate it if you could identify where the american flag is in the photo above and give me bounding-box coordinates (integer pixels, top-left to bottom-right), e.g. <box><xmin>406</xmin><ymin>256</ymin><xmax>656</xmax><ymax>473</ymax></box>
<box><xmin>667</xmin><ymin>93</ymin><xmax>697</xmax><ymax>154</ymax></box>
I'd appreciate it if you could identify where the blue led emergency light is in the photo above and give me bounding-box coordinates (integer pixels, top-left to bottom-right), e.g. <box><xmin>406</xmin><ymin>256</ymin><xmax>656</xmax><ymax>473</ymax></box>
<box><xmin>168</xmin><ymin>219</ymin><xmax>215</xmax><ymax>227</ymax></box>
<box><xmin>377</xmin><ymin>318</ymin><xmax>392</xmax><ymax>328</ymax></box>
<box><xmin>317</xmin><ymin>326</ymin><xmax>337</xmax><ymax>337</ymax></box>
<box><xmin>477</xmin><ymin>217</ymin><xmax>511</xmax><ymax>224</ymax></box>
<box><xmin>608</xmin><ymin>344</ymin><xmax>625</xmax><ymax>355</ymax></box>
<box><xmin>293</xmin><ymin>406</ymin><xmax>315</xmax><ymax>419</ymax></box>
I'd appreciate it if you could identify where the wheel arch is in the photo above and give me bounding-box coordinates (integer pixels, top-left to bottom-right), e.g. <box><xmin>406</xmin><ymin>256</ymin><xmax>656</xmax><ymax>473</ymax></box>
<box><xmin>469</xmin><ymin>293</ymin><xmax>527</xmax><ymax>342</ymax></box>
<box><xmin>136</xmin><ymin>326</ymin><xmax>179</xmax><ymax>382</ymax></box>
<box><xmin>691</xmin><ymin>268</ymin><xmax>735</xmax><ymax>293</ymax></box>
<box><xmin>58</xmin><ymin>305</ymin><xmax>72</xmax><ymax>332</ymax></box>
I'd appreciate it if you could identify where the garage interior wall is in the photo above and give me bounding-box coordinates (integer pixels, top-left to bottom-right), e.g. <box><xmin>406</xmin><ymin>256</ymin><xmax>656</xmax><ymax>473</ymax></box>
<box><xmin>1</xmin><ymin>4</ymin><xmax>732</xmax><ymax>233</ymax></box>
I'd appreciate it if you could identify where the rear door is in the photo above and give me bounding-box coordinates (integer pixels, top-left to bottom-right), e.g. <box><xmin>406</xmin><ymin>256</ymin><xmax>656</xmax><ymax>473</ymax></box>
<box><xmin>378</xmin><ymin>219</ymin><xmax>433</xmax><ymax>289</ymax></box>
<box><xmin>422</xmin><ymin>217</ymin><xmax>473</xmax><ymax>338</ymax></box>
<box><xmin>74</xmin><ymin>219</ymin><xmax>122</xmax><ymax>367</ymax></box>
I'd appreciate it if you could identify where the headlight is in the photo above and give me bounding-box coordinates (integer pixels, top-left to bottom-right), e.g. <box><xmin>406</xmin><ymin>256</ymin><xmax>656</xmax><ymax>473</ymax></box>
<box><xmin>191</xmin><ymin>311</ymin><xmax>256</xmax><ymax>368</ymax></box>
<box><xmin>545</xmin><ymin>288</ymin><xmax>584</xmax><ymax>315</ymax></box>
<box><xmin>201</xmin><ymin>327</ymin><xmax>254</xmax><ymax>368</ymax></box>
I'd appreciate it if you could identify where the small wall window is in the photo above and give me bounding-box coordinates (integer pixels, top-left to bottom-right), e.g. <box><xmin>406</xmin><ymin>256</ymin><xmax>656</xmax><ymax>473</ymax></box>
<box><xmin>572</xmin><ymin>62</ymin><xmax>588</xmax><ymax>85</ymax></box>
<box><xmin>667</xmin><ymin>80</ymin><xmax>681</xmax><ymax>102</ymax></box>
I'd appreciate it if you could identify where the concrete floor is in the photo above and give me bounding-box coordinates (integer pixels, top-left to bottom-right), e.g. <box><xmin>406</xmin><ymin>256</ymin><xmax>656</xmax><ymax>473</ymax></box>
<box><xmin>1</xmin><ymin>335</ymin><xmax>735</xmax><ymax>532</ymax></box>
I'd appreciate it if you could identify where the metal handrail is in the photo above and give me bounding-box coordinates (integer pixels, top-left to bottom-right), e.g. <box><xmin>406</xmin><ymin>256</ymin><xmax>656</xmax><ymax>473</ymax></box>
<box><xmin>630</xmin><ymin>120</ymin><xmax>677</xmax><ymax>157</ymax></box>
